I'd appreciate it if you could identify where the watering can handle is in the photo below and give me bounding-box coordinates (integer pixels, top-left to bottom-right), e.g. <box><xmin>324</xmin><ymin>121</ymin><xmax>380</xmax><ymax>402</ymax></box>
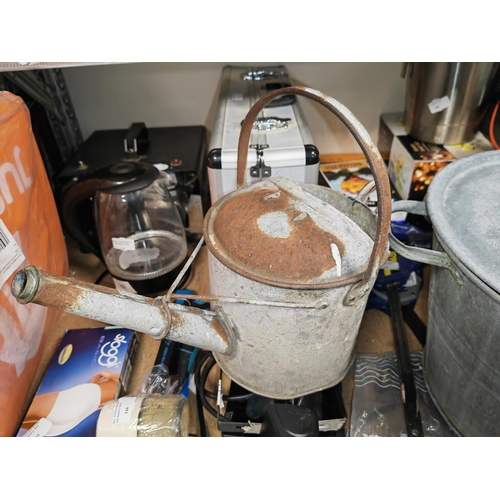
<box><xmin>237</xmin><ymin>86</ymin><xmax>392</xmax><ymax>305</ymax></box>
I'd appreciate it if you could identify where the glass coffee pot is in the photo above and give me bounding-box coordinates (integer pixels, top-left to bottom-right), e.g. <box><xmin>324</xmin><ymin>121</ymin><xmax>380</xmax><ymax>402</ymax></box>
<box><xmin>61</xmin><ymin>161</ymin><xmax>188</xmax><ymax>295</ymax></box>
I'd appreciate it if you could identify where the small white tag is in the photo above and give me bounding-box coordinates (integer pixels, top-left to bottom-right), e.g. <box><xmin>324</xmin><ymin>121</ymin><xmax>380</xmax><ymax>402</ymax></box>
<box><xmin>112</xmin><ymin>397</ymin><xmax>136</xmax><ymax>424</ymax></box>
<box><xmin>381</xmin><ymin>251</ymin><xmax>400</xmax><ymax>271</ymax></box>
<box><xmin>24</xmin><ymin>418</ymin><xmax>52</xmax><ymax>437</ymax></box>
<box><xmin>0</xmin><ymin>219</ymin><xmax>26</xmax><ymax>289</ymax></box>
<box><xmin>381</xmin><ymin>260</ymin><xmax>400</xmax><ymax>270</ymax></box>
<box><xmin>154</xmin><ymin>163</ymin><xmax>169</xmax><ymax>171</ymax></box>
<box><xmin>428</xmin><ymin>96</ymin><xmax>451</xmax><ymax>114</ymax></box>
<box><xmin>405</xmin><ymin>271</ymin><xmax>418</xmax><ymax>288</ymax></box>
<box><xmin>112</xmin><ymin>278</ymin><xmax>137</xmax><ymax>294</ymax></box>
<box><xmin>188</xmin><ymin>374</ymin><xmax>196</xmax><ymax>395</ymax></box>
<box><xmin>111</xmin><ymin>237</ymin><xmax>135</xmax><ymax>251</ymax></box>
<box><xmin>216</xmin><ymin>379</ymin><xmax>225</xmax><ymax>409</ymax></box>
<box><xmin>231</xmin><ymin>93</ymin><xmax>243</xmax><ymax>101</ymax></box>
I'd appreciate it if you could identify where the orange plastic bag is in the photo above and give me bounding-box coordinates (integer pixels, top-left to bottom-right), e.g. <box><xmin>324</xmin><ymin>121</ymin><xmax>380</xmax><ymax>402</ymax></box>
<box><xmin>0</xmin><ymin>91</ymin><xmax>68</xmax><ymax>436</ymax></box>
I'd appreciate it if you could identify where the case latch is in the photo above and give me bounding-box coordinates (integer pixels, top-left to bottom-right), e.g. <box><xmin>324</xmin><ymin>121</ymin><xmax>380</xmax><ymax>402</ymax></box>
<box><xmin>243</xmin><ymin>116</ymin><xmax>291</xmax><ymax>132</ymax></box>
<box><xmin>249</xmin><ymin>144</ymin><xmax>271</xmax><ymax>179</ymax></box>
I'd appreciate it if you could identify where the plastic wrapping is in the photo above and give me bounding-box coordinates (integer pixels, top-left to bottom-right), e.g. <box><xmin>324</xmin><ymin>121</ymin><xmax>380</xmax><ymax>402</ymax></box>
<box><xmin>138</xmin><ymin>364</ymin><xmax>175</xmax><ymax>396</ymax></box>
<box><xmin>0</xmin><ymin>92</ymin><xmax>69</xmax><ymax>436</ymax></box>
<box><xmin>350</xmin><ymin>351</ymin><xmax>456</xmax><ymax>437</ymax></box>
<box><xmin>96</xmin><ymin>365</ymin><xmax>189</xmax><ymax>437</ymax></box>
<box><xmin>97</xmin><ymin>394</ymin><xmax>189</xmax><ymax>437</ymax></box>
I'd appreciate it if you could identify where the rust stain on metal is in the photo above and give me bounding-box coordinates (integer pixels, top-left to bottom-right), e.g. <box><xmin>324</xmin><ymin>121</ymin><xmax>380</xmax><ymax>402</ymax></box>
<box><xmin>171</xmin><ymin>312</ymin><xmax>185</xmax><ymax>329</ymax></box>
<box><xmin>212</xmin><ymin>187</ymin><xmax>345</xmax><ymax>282</ymax></box>
<box><xmin>35</xmin><ymin>280</ymin><xmax>88</xmax><ymax>312</ymax></box>
<box><xmin>210</xmin><ymin>317</ymin><xmax>229</xmax><ymax>346</ymax></box>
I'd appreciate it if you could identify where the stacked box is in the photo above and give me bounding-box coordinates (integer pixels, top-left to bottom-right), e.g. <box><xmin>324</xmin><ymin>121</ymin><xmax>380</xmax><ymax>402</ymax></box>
<box><xmin>17</xmin><ymin>327</ymin><xmax>139</xmax><ymax>437</ymax></box>
<box><xmin>380</xmin><ymin>113</ymin><xmax>495</xmax><ymax>201</ymax></box>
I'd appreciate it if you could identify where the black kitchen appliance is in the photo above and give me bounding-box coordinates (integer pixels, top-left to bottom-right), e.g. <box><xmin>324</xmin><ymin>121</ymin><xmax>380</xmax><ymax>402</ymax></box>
<box><xmin>57</xmin><ymin>123</ymin><xmax>209</xmax><ymax>295</ymax></box>
<box><xmin>57</xmin><ymin>123</ymin><xmax>210</xmax><ymax>242</ymax></box>
<box><xmin>60</xmin><ymin>161</ymin><xmax>189</xmax><ymax>295</ymax></box>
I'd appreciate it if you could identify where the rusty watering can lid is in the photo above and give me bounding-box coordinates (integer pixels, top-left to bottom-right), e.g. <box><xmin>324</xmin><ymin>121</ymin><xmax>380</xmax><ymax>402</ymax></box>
<box><xmin>426</xmin><ymin>150</ymin><xmax>500</xmax><ymax>293</ymax></box>
<box><xmin>203</xmin><ymin>177</ymin><xmax>374</xmax><ymax>289</ymax></box>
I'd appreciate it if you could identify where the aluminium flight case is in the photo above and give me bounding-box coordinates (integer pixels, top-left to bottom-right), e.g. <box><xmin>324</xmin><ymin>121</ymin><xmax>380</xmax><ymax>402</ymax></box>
<box><xmin>206</xmin><ymin>65</ymin><xmax>320</xmax><ymax>203</ymax></box>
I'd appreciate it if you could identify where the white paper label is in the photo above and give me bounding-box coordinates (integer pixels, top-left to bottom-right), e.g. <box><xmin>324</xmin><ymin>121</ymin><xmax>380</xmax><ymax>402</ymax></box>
<box><xmin>381</xmin><ymin>251</ymin><xmax>400</xmax><ymax>271</ymax></box>
<box><xmin>0</xmin><ymin>219</ymin><xmax>26</xmax><ymax>289</ymax></box>
<box><xmin>112</xmin><ymin>397</ymin><xmax>137</xmax><ymax>424</ymax></box>
<box><xmin>428</xmin><ymin>96</ymin><xmax>451</xmax><ymax>114</ymax></box>
<box><xmin>381</xmin><ymin>260</ymin><xmax>400</xmax><ymax>270</ymax></box>
<box><xmin>24</xmin><ymin>418</ymin><xmax>52</xmax><ymax>437</ymax></box>
<box><xmin>112</xmin><ymin>278</ymin><xmax>137</xmax><ymax>294</ymax></box>
<box><xmin>111</xmin><ymin>237</ymin><xmax>135</xmax><ymax>251</ymax></box>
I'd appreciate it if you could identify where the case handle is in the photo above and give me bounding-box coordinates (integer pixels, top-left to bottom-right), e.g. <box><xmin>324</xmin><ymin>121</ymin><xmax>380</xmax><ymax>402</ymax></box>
<box><xmin>237</xmin><ymin>86</ymin><xmax>392</xmax><ymax>305</ymax></box>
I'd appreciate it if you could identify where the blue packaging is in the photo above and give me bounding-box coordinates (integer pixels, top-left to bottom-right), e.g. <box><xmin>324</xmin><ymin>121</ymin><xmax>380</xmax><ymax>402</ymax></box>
<box><xmin>17</xmin><ymin>327</ymin><xmax>139</xmax><ymax>437</ymax></box>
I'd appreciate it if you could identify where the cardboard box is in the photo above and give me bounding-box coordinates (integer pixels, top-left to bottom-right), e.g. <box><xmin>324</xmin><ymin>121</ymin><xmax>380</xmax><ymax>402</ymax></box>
<box><xmin>381</xmin><ymin>112</ymin><xmax>495</xmax><ymax>201</ymax></box>
<box><xmin>377</xmin><ymin>112</ymin><xmax>406</xmax><ymax>159</ymax></box>
<box><xmin>319</xmin><ymin>159</ymin><xmax>406</xmax><ymax>221</ymax></box>
<box><xmin>17</xmin><ymin>327</ymin><xmax>139</xmax><ymax>437</ymax></box>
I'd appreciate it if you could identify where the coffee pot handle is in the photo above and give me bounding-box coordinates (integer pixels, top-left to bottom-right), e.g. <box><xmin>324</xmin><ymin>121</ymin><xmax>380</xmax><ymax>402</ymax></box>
<box><xmin>237</xmin><ymin>86</ymin><xmax>392</xmax><ymax>305</ymax></box>
<box><xmin>60</xmin><ymin>177</ymin><xmax>116</xmax><ymax>260</ymax></box>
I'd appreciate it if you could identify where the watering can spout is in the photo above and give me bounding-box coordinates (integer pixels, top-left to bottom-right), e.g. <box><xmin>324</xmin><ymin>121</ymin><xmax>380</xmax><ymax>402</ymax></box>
<box><xmin>11</xmin><ymin>266</ymin><xmax>232</xmax><ymax>355</ymax></box>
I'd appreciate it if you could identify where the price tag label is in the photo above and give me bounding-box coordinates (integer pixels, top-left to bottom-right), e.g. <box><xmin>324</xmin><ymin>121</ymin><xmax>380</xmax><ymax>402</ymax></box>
<box><xmin>112</xmin><ymin>397</ymin><xmax>136</xmax><ymax>424</ymax></box>
<box><xmin>428</xmin><ymin>96</ymin><xmax>451</xmax><ymax>114</ymax></box>
<box><xmin>111</xmin><ymin>237</ymin><xmax>135</xmax><ymax>251</ymax></box>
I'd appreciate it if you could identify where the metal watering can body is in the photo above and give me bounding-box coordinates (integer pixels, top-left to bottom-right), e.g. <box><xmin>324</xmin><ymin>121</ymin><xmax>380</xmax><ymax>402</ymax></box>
<box><xmin>207</xmin><ymin>182</ymin><xmax>383</xmax><ymax>399</ymax></box>
<box><xmin>11</xmin><ymin>87</ymin><xmax>392</xmax><ymax>400</ymax></box>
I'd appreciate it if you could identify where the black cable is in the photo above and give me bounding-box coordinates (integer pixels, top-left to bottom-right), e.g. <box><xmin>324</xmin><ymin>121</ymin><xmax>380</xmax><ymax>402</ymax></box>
<box><xmin>94</xmin><ymin>269</ymin><xmax>109</xmax><ymax>285</ymax></box>
<box><xmin>204</xmin><ymin>391</ymin><xmax>255</xmax><ymax>402</ymax></box>
<box><xmin>195</xmin><ymin>353</ymin><xmax>232</xmax><ymax>422</ymax></box>
<box><xmin>193</xmin><ymin>351</ymin><xmax>215</xmax><ymax>433</ymax></box>
<box><xmin>195</xmin><ymin>351</ymin><xmax>254</xmax><ymax>401</ymax></box>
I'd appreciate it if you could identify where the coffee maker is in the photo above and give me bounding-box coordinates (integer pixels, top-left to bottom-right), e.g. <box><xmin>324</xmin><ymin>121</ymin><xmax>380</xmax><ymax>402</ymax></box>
<box><xmin>57</xmin><ymin>123</ymin><xmax>210</xmax><ymax>294</ymax></box>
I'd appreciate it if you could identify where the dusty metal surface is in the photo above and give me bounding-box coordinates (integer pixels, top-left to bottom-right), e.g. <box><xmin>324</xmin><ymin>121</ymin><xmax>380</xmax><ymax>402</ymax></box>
<box><xmin>209</xmin><ymin>251</ymin><xmax>364</xmax><ymax>399</ymax></box>
<box><xmin>11</xmin><ymin>266</ymin><xmax>232</xmax><ymax>353</ymax></box>
<box><xmin>425</xmin><ymin>151</ymin><xmax>500</xmax><ymax>295</ymax></box>
<box><xmin>388</xmin><ymin>151</ymin><xmax>500</xmax><ymax>436</ymax></box>
<box><xmin>424</xmin><ymin>237</ymin><xmax>500</xmax><ymax>437</ymax></box>
<box><xmin>205</xmin><ymin>184</ymin><xmax>384</xmax><ymax>399</ymax></box>
<box><xmin>162</xmin><ymin>302</ymin><xmax>232</xmax><ymax>354</ymax></box>
<box><xmin>12</xmin><ymin>266</ymin><xmax>170</xmax><ymax>339</ymax></box>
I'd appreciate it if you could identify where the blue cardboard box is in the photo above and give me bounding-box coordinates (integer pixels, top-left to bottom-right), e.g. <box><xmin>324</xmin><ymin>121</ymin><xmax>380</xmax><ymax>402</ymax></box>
<box><xmin>17</xmin><ymin>327</ymin><xmax>139</xmax><ymax>437</ymax></box>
